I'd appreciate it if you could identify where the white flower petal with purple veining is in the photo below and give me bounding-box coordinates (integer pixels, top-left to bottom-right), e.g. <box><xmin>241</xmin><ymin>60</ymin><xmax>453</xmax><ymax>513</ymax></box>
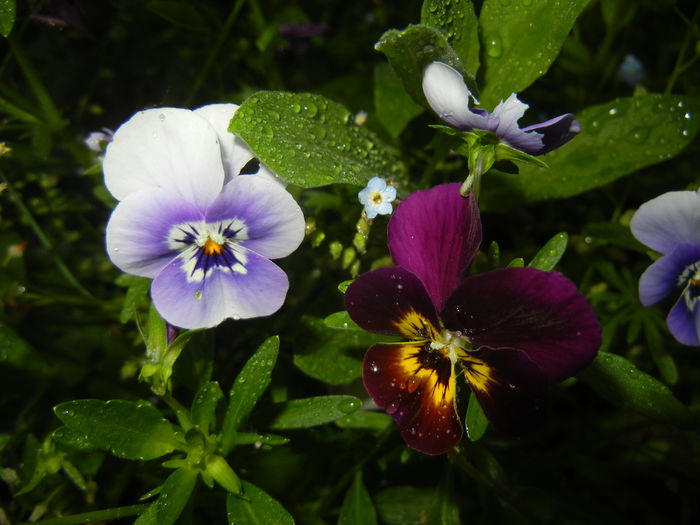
<box><xmin>106</xmin><ymin>187</ymin><xmax>203</xmax><ymax>278</ymax></box>
<box><xmin>206</xmin><ymin>176</ymin><xmax>304</xmax><ymax>259</ymax></box>
<box><xmin>631</xmin><ymin>191</ymin><xmax>700</xmax><ymax>255</ymax></box>
<box><xmin>151</xmin><ymin>247</ymin><xmax>290</xmax><ymax>329</ymax></box>
<box><xmin>491</xmin><ymin>94</ymin><xmax>544</xmax><ymax>153</ymax></box>
<box><xmin>103</xmin><ymin>108</ymin><xmax>224</xmax><ymax>208</ymax></box>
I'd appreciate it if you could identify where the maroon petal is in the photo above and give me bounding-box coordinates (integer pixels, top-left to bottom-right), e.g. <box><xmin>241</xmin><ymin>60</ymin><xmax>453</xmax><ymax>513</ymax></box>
<box><xmin>345</xmin><ymin>267</ymin><xmax>441</xmax><ymax>338</ymax></box>
<box><xmin>363</xmin><ymin>342</ymin><xmax>462</xmax><ymax>455</ymax></box>
<box><xmin>442</xmin><ymin>268</ymin><xmax>601</xmax><ymax>384</ymax></box>
<box><xmin>387</xmin><ymin>183</ymin><xmax>482</xmax><ymax>312</ymax></box>
<box><xmin>459</xmin><ymin>347</ymin><xmax>547</xmax><ymax>435</ymax></box>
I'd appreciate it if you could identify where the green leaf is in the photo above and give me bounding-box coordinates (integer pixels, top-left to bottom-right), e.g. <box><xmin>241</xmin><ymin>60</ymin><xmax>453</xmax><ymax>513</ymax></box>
<box><xmin>426</xmin><ymin>473</ymin><xmax>460</xmax><ymax>525</ymax></box>
<box><xmin>465</xmin><ymin>392</ymin><xmax>488</xmax><ymax>441</ymax></box>
<box><xmin>581</xmin><ymin>222</ymin><xmax>647</xmax><ymax>253</ymax></box>
<box><xmin>51</xmin><ymin>426</ymin><xmax>99</xmax><ymax>452</ymax></box>
<box><xmin>0</xmin><ymin>0</ymin><xmax>16</xmax><ymax>38</ymax></box>
<box><xmin>375</xmin><ymin>486</ymin><xmax>433</xmax><ymax>525</ymax></box>
<box><xmin>268</xmin><ymin>395</ymin><xmax>361</xmax><ymax>430</ymax></box>
<box><xmin>226</xmin><ymin>480</ymin><xmax>295</xmax><ymax>525</ymax></box>
<box><xmin>54</xmin><ymin>399</ymin><xmax>182</xmax><ymax>460</ymax></box>
<box><xmin>135</xmin><ymin>468</ymin><xmax>198</xmax><ymax>525</ymax></box>
<box><xmin>480</xmin><ymin>95</ymin><xmax>700</xmax><ymax>208</ymax></box>
<box><xmin>191</xmin><ymin>381</ymin><xmax>224</xmax><ymax>434</ymax></box>
<box><xmin>221</xmin><ymin>336</ymin><xmax>279</xmax><ymax>453</ymax></box>
<box><xmin>230</xmin><ymin>92</ymin><xmax>405</xmax><ymax>188</ymax></box>
<box><xmin>0</xmin><ymin>321</ymin><xmax>49</xmax><ymax>374</ymax></box>
<box><xmin>479</xmin><ymin>0</ymin><xmax>591</xmax><ymax>106</ymax></box>
<box><xmin>227</xmin><ymin>432</ymin><xmax>290</xmax><ymax>447</ymax></box>
<box><xmin>495</xmin><ymin>142</ymin><xmax>549</xmax><ymax>168</ymax></box>
<box><xmin>421</xmin><ymin>0</ymin><xmax>480</xmax><ymax>74</ymax></box>
<box><xmin>374</xmin><ymin>63</ymin><xmax>423</xmax><ymax>137</ymax></box>
<box><xmin>294</xmin><ymin>315</ymin><xmax>386</xmax><ymax>386</ymax></box>
<box><xmin>338</xmin><ymin>472</ymin><xmax>377</xmax><ymax>525</ymax></box>
<box><xmin>375</xmin><ymin>24</ymin><xmax>478</xmax><ymax>108</ymax></box>
<box><xmin>334</xmin><ymin>411</ymin><xmax>392</xmax><ymax>433</ymax></box>
<box><xmin>528</xmin><ymin>232</ymin><xmax>568</xmax><ymax>271</ymax></box>
<box><xmin>506</xmin><ymin>257</ymin><xmax>525</xmax><ymax>268</ymax></box>
<box><xmin>116</xmin><ymin>274</ymin><xmax>151</xmax><ymax>323</ymax></box>
<box><xmin>578</xmin><ymin>352</ymin><xmax>697</xmax><ymax>428</ymax></box>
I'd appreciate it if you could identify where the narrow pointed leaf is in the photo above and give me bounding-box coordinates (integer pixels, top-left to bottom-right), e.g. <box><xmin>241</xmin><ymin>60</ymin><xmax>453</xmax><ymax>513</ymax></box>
<box><xmin>191</xmin><ymin>381</ymin><xmax>224</xmax><ymax>434</ymax></box>
<box><xmin>578</xmin><ymin>352</ymin><xmax>697</xmax><ymax>428</ymax></box>
<box><xmin>230</xmin><ymin>92</ymin><xmax>404</xmax><ymax>188</ymax></box>
<box><xmin>465</xmin><ymin>391</ymin><xmax>488</xmax><ymax>442</ymax></box>
<box><xmin>479</xmin><ymin>0</ymin><xmax>591</xmax><ymax>106</ymax></box>
<box><xmin>221</xmin><ymin>336</ymin><xmax>279</xmax><ymax>453</ymax></box>
<box><xmin>0</xmin><ymin>0</ymin><xmax>16</xmax><ymax>38</ymax></box>
<box><xmin>338</xmin><ymin>472</ymin><xmax>377</xmax><ymax>525</ymax></box>
<box><xmin>135</xmin><ymin>468</ymin><xmax>198</xmax><ymax>525</ymax></box>
<box><xmin>481</xmin><ymin>95</ymin><xmax>700</xmax><ymax>208</ymax></box>
<box><xmin>226</xmin><ymin>481</ymin><xmax>294</xmax><ymax>525</ymax></box>
<box><xmin>54</xmin><ymin>400</ymin><xmax>182</xmax><ymax>460</ymax></box>
<box><xmin>528</xmin><ymin>232</ymin><xmax>568</xmax><ymax>271</ymax></box>
<box><xmin>267</xmin><ymin>395</ymin><xmax>361</xmax><ymax>430</ymax></box>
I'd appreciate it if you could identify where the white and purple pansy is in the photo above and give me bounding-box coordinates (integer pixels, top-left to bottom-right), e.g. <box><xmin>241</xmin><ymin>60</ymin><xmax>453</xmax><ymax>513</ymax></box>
<box><xmin>631</xmin><ymin>190</ymin><xmax>700</xmax><ymax>346</ymax></box>
<box><xmin>421</xmin><ymin>61</ymin><xmax>580</xmax><ymax>156</ymax></box>
<box><xmin>103</xmin><ymin>104</ymin><xmax>304</xmax><ymax>329</ymax></box>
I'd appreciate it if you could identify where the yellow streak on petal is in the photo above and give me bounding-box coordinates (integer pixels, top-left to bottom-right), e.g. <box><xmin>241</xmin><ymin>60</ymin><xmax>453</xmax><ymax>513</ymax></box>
<box><xmin>392</xmin><ymin>308</ymin><xmax>440</xmax><ymax>340</ymax></box>
<box><xmin>460</xmin><ymin>353</ymin><xmax>499</xmax><ymax>394</ymax></box>
<box><xmin>395</xmin><ymin>344</ymin><xmax>456</xmax><ymax>409</ymax></box>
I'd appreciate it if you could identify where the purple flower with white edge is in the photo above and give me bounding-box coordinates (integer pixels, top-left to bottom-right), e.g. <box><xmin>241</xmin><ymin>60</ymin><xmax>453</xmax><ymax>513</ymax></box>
<box><xmin>358</xmin><ymin>177</ymin><xmax>396</xmax><ymax>219</ymax></box>
<box><xmin>422</xmin><ymin>61</ymin><xmax>580</xmax><ymax>156</ymax></box>
<box><xmin>630</xmin><ymin>190</ymin><xmax>700</xmax><ymax>346</ymax></box>
<box><xmin>104</xmin><ymin>105</ymin><xmax>305</xmax><ymax>329</ymax></box>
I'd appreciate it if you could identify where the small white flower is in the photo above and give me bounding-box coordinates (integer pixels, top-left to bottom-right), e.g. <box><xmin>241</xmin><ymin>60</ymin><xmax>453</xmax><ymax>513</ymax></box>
<box><xmin>84</xmin><ymin>128</ymin><xmax>113</xmax><ymax>152</ymax></box>
<box><xmin>358</xmin><ymin>177</ymin><xmax>396</xmax><ymax>219</ymax></box>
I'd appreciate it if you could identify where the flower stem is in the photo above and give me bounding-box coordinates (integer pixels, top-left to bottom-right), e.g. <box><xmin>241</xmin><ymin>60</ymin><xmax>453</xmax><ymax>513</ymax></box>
<box><xmin>664</xmin><ymin>4</ymin><xmax>700</xmax><ymax>94</ymax></box>
<box><xmin>0</xmin><ymin>168</ymin><xmax>92</xmax><ymax>298</ymax></box>
<box><xmin>160</xmin><ymin>392</ymin><xmax>193</xmax><ymax>431</ymax></box>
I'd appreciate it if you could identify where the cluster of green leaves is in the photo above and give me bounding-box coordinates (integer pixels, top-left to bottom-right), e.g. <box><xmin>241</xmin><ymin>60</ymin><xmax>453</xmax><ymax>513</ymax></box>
<box><xmin>2</xmin><ymin>0</ymin><xmax>700</xmax><ymax>524</ymax></box>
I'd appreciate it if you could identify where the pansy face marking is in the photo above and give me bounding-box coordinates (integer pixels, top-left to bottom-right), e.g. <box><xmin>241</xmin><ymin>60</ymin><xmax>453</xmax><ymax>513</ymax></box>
<box><xmin>346</xmin><ymin>183</ymin><xmax>601</xmax><ymax>455</ymax></box>
<box><xmin>631</xmin><ymin>190</ymin><xmax>700</xmax><ymax>346</ymax></box>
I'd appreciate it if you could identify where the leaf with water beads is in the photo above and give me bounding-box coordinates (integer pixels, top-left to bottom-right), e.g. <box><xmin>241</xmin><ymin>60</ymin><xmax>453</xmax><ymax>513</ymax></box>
<box><xmin>230</xmin><ymin>92</ymin><xmax>405</xmax><ymax>188</ymax></box>
<box><xmin>135</xmin><ymin>467</ymin><xmax>198</xmax><ymax>525</ymax></box>
<box><xmin>267</xmin><ymin>395</ymin><xmax>362</xmax><ymax>430</ymax></box>
<box><xmin>226</xmin><ymin>481</ymin><xmax>294</xmax><ymax>525</ymax></box>
<box><xmin>528</xmin><ymin>232</ymin><xmax>568</xmax><ymax>271</ymax></box>
<box><xmin>480</xmin><ymin>95</ymin><xmax>700</xmax><ymax>209</ymax></box>
<box><xmin>421</xmin><ymin>0</ymin><xmax>480</xmax><ymax>75</ymax></box>
<box><xmin>53</xmin><ymin>399</ymin><xmax>183</xmax><ymax>461</ymax></box>
<box><xmin>478</xmin><ymin>0</ymin><xmax>591</xmax><ymax>107</ymax></box>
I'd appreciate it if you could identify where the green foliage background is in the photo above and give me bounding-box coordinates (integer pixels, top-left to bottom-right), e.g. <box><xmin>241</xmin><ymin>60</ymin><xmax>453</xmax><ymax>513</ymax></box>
<box><xmin>1</xmin><ymin>0</ymin><xmax>700</xmax><ymax>524</ymax></box>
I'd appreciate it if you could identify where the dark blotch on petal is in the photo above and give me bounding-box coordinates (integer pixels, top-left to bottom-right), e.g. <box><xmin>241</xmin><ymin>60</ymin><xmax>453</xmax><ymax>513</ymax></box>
<box><xmin>345</xmin><ymin>267</ymin><xmax>440</xmax><ymax>338</ymax></box>
<box><xmin>460</xmin><ymin>347</ymin><xmax>548</xmax><ymax>435</ymax></box>
<box><xmin>363</xmin><ymin>342</ymin><xmax>463</xmax><ymax>455</ymax></box>
<box><xmin>443</xmin><ymin>267</ymin><xmax>601</xmax><ymax>384</ymax></box>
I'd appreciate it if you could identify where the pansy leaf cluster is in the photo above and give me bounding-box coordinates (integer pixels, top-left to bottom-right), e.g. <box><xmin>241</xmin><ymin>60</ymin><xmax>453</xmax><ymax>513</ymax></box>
<box><xmin>345</xmin><ymin>183</ymin><xmax>601</xmax><ymax>455</ymax></box>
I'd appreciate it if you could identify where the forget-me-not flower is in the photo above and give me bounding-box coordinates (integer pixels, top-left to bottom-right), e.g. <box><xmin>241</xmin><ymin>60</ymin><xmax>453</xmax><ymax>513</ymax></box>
<box><xmin>631</xmin><ymin>190</ymin><xmax>700</xmax><ymax>346</ymax></box>
<box><xmin>422</xmin><ymin>61</ymin><xmax>580</xmax><ymax>156</ymax></box>
<box><xmin>104</xmin><ymin>104</ymin><xmax>304</xmax><ymax>329</ymax></box>
<box><xmin>358</xmin><ymin>177</ymin><xmax>396</xmax><ymax>219</ymax></box>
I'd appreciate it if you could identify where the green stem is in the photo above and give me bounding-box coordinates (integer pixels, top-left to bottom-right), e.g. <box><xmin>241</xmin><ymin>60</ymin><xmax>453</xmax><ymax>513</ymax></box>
<box><xmin>6</xmin><ymin>36</ymin><xmax>63</xmax><ymax>129</ymax></box>
<box><xmin>185</xmin><ymin>0</ymin><xmax>247</xmax><ymax>106</ymax></box>
<box><xmin>0</xmin><ymin>168</ymin><xmax>93</xmax><ymax>298</ymax></box>
<box><xmin>161</xmin><ymin>392</ymin><xmax>193</xmax><ymax>431</ymax></box>
<box><xmin>18</xmin><ymin>504</ymin><xmax>147</xmax><ymax>525</ymax></box>
<box><xmin>664</xmin><ymin>4</ymin><xmax>700</xmax><ymax>94</ymax></box>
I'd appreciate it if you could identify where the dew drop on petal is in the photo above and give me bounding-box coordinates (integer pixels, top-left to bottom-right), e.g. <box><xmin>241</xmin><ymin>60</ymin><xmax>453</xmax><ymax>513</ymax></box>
<box><xmin>159</xmin><ymin>113</ymin><xmax>166</xmax><ymax>122</ymax></box>
<box><xmin>194</xmin><ymin>290</ymin><xmax>203</xmax><ymax>300</ymax></box>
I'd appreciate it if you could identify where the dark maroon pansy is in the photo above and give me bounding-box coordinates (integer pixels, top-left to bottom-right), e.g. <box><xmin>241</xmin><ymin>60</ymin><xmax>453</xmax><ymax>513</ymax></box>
<box><xmin>344</xmin><ymin>183</ymin><xmax>601</xmax><ymax>455</ymax></box>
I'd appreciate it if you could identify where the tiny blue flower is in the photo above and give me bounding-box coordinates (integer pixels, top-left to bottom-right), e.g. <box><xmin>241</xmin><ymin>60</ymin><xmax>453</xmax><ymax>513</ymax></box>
<box><xmin>618</xmin><ymin>54</ymin><xmax>646</xmax><ymax>87</ymax></box>
<box><xmin>631</xmin><ymin>190</ymin><xmax>700</xmax><ymax>345</ymax></box>
<box><xmin>358</xmin><ymin>177</ymin><xmax>397</xmax><ymax>219</ymax></box>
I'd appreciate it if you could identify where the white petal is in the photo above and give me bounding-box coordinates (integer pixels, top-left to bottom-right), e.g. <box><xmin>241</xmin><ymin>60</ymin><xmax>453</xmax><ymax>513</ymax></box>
<box><xmin>194</xmin><ymin>103</ymin><xmax>255</xmax><ymax>181</ymax></box>
<box><xmin>422</xmin><ymin>62</ymin><xmax>479</xmax><ymax>130</ymax></box>
<box><xmin>103</xmin><ymin>108</ymin><xmax>224</xmax><ymax>209</ymax></box>
<box><xmin>492</xmin><ymin>94</ymin><xmax>529</xmax><ymax>137</ymax></box>
<box><xmin>631</xmin><ymin>191</ymin><xmax>700</xmax><ymax>254</ymax></box>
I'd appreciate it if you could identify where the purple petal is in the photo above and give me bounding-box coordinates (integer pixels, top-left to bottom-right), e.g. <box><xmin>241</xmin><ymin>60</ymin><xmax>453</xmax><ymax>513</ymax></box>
<box><xmin>491</xmin><ymin>94</ymin><xmax>544</xmax><ymax>153</ymax></box>
<box><xmin>666</xmin><ymin>294</ymin><xmax>700</xmax><ymax>346</ymax></box>
<box><xmin>459</xmin><ymin>347</ymin><xmax>548</xmax><ymax>435</ymax></box>
<box><xmin>630</xmin><ymin>191</ymin><xmax>700</xmax><ymax>255</ymax></box>
<box><xmin>422</xmin><ymin>61</ymin><xmax>496</xmax><ymax>131</ymax></box>
<box><xmin>520</xmin><ymin>113</ymin><xmax>580</xmax><ymax>155</ymax></box>
<box><xmin>639</xmin><ymin>244</ymin><xmax>700</xmax><ymax>306</ymax></box>
<box><xmin>205</xmin><ymin>176</ymin><xmax>305</xmax><ymax>260</ymax></box>
<box><xmin>106</xmin><ymin>188</ymin><xmax>203</xmax><ymax>278</ymax></box>
<box><xmin>363</xmin><ymin>342</ymin><xmax>462</xmax><ymax>455</ymax></box>
<box><xmin>388</xmin><ymin>183</ymin><xmax>481</xmax><ymax>311</ymax></box>
<box><xmin>442</xmin><ymin>268</ymin><xmax>601</xmax><ymax>384</ymax></box>
<box><xmin>103</xmin><ymin>108</ymin><xmax>225</xmax><ymax>208</ymax></box>
<box><xmin>344</xmin><ymin>267</ymin><xmax>441</xmax><ymax>338</ymax></box>
<box><xmin>151</xmin><ymin>248</ymin><xmax>289</xmax><ymax>329</ymax></box>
